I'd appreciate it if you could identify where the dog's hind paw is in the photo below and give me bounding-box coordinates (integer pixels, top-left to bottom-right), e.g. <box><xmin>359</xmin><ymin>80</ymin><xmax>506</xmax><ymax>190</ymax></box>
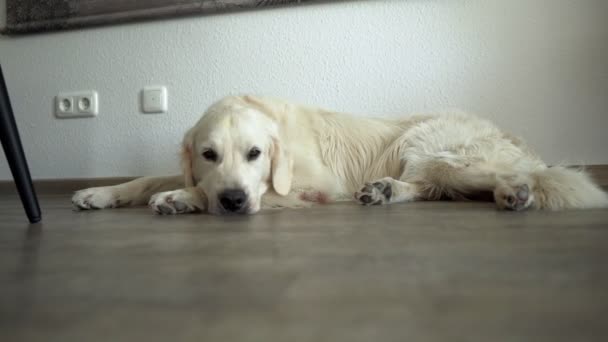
<box><xmin>494</xmin><ymin>179</ymin><xmax>535</xmax><ymax>211</ymax></box>
<box><xmin>355</xmin><ymin>179</ymin><xmax>393</xmax><ymax>206</ymax></box>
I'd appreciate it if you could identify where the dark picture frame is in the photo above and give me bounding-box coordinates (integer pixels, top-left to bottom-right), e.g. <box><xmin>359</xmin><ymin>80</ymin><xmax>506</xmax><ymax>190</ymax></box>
<box><xmin>3</xmin><ymin>0</ymin><xmax>338</xmax><ymax>35</ymax></box>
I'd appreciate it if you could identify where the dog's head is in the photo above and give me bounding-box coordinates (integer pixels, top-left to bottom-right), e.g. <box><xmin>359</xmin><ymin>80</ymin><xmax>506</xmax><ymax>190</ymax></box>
<box><xmin>181</xmin><ymin>96</ymin><xmax>292</xmax><ymax>215</ymax></box>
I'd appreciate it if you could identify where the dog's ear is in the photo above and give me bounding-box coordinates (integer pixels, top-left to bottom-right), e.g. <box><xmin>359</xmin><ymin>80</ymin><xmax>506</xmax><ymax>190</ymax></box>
<box><xmin>243</xmin><ymin>95</ymin><xmax>292</xmax><ymax>195</ymax></box>
<box><xmin>271</xmin><ymin>136</ymin><xmax>293</xmax><ymax>196</ymax></box>
<box><xmin>180</xmin><ymin>128</ymin><xmax>196</xmax><ymax>187</ymax></box>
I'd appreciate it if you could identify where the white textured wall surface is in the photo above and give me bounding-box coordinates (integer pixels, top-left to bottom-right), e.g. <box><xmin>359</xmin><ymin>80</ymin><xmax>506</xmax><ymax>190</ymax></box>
<box><xmin>1</xmin><ymin>0</ymin><xmax>607</xmax><ymax>180</ymax></box>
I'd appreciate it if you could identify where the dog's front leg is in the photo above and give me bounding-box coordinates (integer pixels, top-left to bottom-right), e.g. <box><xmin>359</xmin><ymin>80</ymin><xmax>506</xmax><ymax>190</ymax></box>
<box><xmin>148</xmin><ymin>187</ymin><xmax>207</xmax><ymax>215</ymax></box>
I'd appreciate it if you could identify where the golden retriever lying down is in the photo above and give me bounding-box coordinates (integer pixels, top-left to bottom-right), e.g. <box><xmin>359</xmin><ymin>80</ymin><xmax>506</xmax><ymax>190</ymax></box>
<box><xmin>72</xmin><ymin>95</ymin><xmax>608</xmax><ymax>215</ymax></box>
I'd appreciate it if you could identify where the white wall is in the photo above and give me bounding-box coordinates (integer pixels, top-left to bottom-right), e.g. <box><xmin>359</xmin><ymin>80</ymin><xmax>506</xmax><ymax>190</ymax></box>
<box><xmin>1</xmin><ymin>0</ymin><xmax>607</xmax><ymax>180</ymax></box>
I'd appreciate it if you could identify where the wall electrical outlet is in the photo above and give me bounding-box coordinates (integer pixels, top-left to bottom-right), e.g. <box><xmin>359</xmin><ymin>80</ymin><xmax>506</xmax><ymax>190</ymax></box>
<box><xmin>55</xmin><ymin>91</ymin><xmax>98</xmax><ymax>118</ymax></box>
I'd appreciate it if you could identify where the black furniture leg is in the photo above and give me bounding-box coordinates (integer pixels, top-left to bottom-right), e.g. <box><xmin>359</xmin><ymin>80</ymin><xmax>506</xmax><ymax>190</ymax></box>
<box><xmin>0</xmin><ymin>65</ymin><xmax>41</xmax><ymax>223</ymax></box>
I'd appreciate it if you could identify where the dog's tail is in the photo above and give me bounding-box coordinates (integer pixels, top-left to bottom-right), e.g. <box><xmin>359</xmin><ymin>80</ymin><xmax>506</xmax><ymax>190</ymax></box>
<box><xmin>532</xmin><ymin>166</ymin><xmax>608</xmax><ymax>210</ymax></box>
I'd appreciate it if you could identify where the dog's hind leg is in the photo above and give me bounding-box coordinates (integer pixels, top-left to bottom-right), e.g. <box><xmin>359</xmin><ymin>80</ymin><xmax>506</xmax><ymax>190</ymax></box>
<box><xmin>402</xmin><ymin>158</ymin><xmax>537</xmax><ymax>210</ymax></box>
<box><xmin>356</xmin><ymin>157</ymin><xmax>539</xmax><ymax>210</ymax></box>
<box><xmin>355</xmin><ymin>156</ymin><xmax>477</xmax><ymax>206</ymax></box>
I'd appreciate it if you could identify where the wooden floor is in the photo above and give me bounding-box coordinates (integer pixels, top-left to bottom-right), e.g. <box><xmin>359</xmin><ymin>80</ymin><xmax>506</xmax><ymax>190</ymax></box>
<box><xmin>1</xmin><ymin>193</ymin><xmax>608</xmax><ymax>342</ymax></box>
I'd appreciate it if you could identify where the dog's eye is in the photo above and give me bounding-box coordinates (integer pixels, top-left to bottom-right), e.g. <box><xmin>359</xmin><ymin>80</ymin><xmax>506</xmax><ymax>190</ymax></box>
<box><xmin>202</xmin><ymin>149</ymin><xmax>218</xmax><ymax>162</ymax></box>
<box><xmin>247</xmin><ymin>147</ymin><xmax>261</xmax><ymax>161</ymax></box>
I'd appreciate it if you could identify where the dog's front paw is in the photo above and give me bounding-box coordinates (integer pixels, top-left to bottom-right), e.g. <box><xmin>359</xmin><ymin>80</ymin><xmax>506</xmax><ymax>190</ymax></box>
<box><xmin>149</xmin><ymin>190</ymin><xmax>199</xmax><ymax>215</ymax></box>
<box><xmin>72</xmin><ymin>187</ymin><xmax>118</xmax><ymax>210</ymax></box>
<box><xmin>494</xmin><ymin>181</ymin><xmax>534</xmax><ymax>211</ymax></box>
<box><xmin>355</xmin><ymin>179</ymin><xmax>393</xmax><ymax>206</ymax></box>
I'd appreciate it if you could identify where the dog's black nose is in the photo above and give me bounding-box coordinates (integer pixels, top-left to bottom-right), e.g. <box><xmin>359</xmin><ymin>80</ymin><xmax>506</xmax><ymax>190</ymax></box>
<box><xmin>218</xmin><ymin>189</ymin><xmax>248</xmax><ymax>212</ymax></box>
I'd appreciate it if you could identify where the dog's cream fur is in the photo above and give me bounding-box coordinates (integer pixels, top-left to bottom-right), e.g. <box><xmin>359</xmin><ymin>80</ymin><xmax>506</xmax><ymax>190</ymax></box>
<box><xmin>72</xmin><ymin>95</ymin><xmax>608</xmax><ymax>214</ymax></box>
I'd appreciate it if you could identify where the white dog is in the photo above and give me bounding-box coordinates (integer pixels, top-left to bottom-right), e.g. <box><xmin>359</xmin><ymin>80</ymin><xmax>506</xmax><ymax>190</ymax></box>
<box><xmin>72</xmin><ymin>95</ymin><xmax>608</xmax><ymax>215</ymax></box>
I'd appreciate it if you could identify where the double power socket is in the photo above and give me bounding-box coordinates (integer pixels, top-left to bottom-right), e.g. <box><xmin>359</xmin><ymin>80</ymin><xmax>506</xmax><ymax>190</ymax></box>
<box><xmin>55</xmin><ymin>91</ymin><xmax>98</xmax><ymax>118</ymax></box>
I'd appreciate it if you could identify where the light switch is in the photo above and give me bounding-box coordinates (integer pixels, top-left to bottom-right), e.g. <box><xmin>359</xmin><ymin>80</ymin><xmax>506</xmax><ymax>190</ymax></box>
<box><xmin>142</xmin><ymin>86</ymin><xmax>167</xmax><ymax>113</ymax></box>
